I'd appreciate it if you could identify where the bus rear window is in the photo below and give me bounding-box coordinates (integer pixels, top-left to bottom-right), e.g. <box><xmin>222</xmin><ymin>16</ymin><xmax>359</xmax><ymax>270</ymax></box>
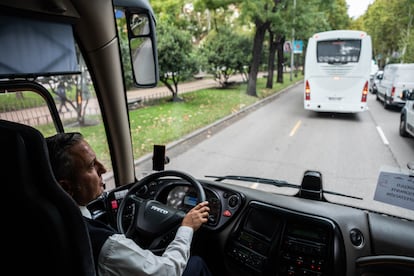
<box><xmin>317</xmin><ymin>39</ymin><xmax>361</xmax><ymax>63</ymax></box>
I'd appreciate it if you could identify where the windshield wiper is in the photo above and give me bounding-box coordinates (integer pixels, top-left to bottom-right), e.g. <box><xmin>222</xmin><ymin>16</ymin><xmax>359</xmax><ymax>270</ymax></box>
<box><xmin>205</xmin><ymin>175</ymin><xmax>362</xmax><ymax>200</ymax></box>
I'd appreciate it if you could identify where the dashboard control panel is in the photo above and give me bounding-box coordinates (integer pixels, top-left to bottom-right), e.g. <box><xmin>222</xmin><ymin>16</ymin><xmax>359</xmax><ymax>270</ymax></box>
<box><xmin>278</xmin><ymin>221</ymin><xmax>332</xmax><ymax>275</ymax></box>
<box><xmin>226</xmin><ymin>201</ymin><xmax>339</xmax><ymax>276</ymax></box>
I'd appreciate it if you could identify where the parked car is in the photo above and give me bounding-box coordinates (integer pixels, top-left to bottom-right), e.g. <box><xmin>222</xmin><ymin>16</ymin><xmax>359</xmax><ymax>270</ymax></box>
<box><xmin>376</xmin><ymin>63</ymin><xmax>414</xmax><ymax>109</ymax></box>
<box><xmin>400</xmin><ymin>89</ymin><xmax>414</xmax><ymax>137</ymax></box>
<box><xmin>369</xmin><ymin>70</ymin><xmax>383</xmax><ymax>94</ymax></box>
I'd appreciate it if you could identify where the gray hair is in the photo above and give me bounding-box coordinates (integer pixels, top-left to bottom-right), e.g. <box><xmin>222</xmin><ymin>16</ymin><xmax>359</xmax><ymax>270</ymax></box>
<box><xmin>46</xmin><ymin>132</ymin><xmax>84</xmax><ymax>182</ymax></box>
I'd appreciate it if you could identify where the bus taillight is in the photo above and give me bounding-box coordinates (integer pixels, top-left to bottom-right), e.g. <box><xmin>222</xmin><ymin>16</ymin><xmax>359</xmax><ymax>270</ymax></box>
<box><xmin>305</xmin><ymin>80</ymin><xmax>311</xmax><ymax>100</ymax></box>
<box><xmin>361</xmin><ymin>81</ymin><xmax>368</xmax><ymax>102</ymax></box>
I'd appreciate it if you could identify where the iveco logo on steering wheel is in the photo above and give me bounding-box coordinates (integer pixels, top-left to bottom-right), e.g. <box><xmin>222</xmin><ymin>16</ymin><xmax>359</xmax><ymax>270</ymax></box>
<box><xmin>150</xmin><ymin>205</ymin><xmax>169</xmax><ymax>214</ymax></box>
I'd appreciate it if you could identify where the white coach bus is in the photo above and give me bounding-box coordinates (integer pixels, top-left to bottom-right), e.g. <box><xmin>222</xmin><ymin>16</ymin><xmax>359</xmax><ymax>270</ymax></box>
<box><xmin>304</xmin><ymin>30</ymin><xmax>372</xmax><ymax>113</ymax></box>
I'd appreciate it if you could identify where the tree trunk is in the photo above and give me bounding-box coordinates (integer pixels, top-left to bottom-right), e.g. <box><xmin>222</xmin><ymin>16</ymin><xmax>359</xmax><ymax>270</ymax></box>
<box><xmin>247</xmin><ymin>21</ymin><xmax>269</xmax><ymax>97</ymax></box>
<box><xmin>160</xmin><ymin>75</ymin><xmax>182</xmax><ymax>102</ymax></box>
<box><xmin>276</xmin><ymin>35</ymin><xmax>285</xmax><ymax>84</ymax></box>
<box><xmin>266</xmin><ymin>31</ymin><xmax>276</xmax><ymax>89</ymax></box>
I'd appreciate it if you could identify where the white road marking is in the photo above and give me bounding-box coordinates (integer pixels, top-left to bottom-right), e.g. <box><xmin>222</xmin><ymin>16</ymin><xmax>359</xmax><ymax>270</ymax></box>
<box><xmin>376</xmin><ymin>126</ymin><xmax>389</xmax><ymax>145</ymax></box>
<box><xmin>290</xmin><ymin>120</ymin><xmax>302</xmax><ymax>137</ymax></box>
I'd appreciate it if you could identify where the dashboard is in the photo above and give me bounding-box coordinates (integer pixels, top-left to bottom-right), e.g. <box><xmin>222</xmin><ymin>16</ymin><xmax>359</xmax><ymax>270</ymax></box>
<box><xmin>87</xmin><ymin>177</ymin><xmax>414</xmax><ymax>276</ymax></box>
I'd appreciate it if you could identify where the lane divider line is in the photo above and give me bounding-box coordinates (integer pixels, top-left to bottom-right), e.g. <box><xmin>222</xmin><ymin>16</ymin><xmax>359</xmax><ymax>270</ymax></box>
<box><xmin>376</xmin><ymin>126</ymin><xmax>389</xmax><ymax>145</ymax></box>
<box><xmin>290</xmin><ymin>120</ymin><xmax>302</xmax><ymax>137</ymax></box>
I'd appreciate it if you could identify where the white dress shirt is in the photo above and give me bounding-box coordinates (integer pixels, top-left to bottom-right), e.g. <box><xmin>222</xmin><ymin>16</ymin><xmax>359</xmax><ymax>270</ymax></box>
<box><xmin>79</xmin><ymin>206</ymin><xmax>194</xmax><ymax>276</ymax></box>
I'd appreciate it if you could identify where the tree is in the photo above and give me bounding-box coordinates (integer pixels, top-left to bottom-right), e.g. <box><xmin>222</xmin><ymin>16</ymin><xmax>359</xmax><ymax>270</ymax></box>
<box><xmin>363</xmin><ymin>0</ymin><xmax>414</xmax><ymax>67</ymax></box>
<box><xmin>266</xmin><ymin>6</ymin><xmax>286</xmax><ymax>88</ymax></box>
<box><xmin>151</xmin><ymin>0</ymin><xmax>185</xmax><ymax>16</ymax></box>
<box><xmin>194</xmin><ymin>0</ymin><xmax>236</xmax><ymax>33</ymax></box>
<box><xmin>51</xmin><ymin>66</ymin><xmax>94</xmax><ymax>126</ymax></box>
<box><xmin>157</xmin><ymin>20</ymin><xmax>198</xmax><ymax>102</ymax></box>
<box><xmin>326</xmin><ymin>0</ymin><xmax>350</xmax><ymax>30</ymax></box>
<box><xmin>237</xmin><ymin>0</ymin><xmax>282</xmax><ymax>97</ymax></box>
<box><xmin>200</xmin><ymin>28</ymin><xmax>252</xmax><ymax>87</ymax></box>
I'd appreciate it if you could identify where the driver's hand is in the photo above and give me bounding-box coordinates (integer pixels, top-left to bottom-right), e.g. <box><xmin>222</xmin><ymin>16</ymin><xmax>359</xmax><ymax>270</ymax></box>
<box><xmin>181</xmin><ymin>201</ymin><xmax>210</xmax><ymax>231</ymax></box>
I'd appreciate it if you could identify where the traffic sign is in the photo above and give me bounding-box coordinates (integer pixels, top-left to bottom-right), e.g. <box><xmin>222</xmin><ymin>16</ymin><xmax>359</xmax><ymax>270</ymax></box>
<box><xmin>293</xmin><ymin>40</ymin><xmax>303</xmax><ymax>54</ymax></box>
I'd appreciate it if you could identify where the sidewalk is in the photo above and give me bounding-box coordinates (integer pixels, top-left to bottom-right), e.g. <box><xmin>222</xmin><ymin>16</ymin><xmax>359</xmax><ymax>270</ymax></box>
<box><xmin>127</xmin><ymin>77</ymin><xmax>219</xmax><ymax>99</ymax></box>
<box><xmin>124</xmin><ymin>77</ymin><xmax>221</xmax><ymax>109</ymax></box>
<box><xmin>125</xmin><ymin>74</ymin><xmax>253</xmax><ymax>103</ymax></box>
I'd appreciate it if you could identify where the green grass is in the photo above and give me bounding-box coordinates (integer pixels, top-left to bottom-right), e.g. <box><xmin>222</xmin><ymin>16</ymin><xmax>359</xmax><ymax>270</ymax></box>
<box><xmin>128</xmin><ymin>86</ymin><xmax>259</xmax><ymax>157</ymax></box>
<box><xmin>0</xmin><ymin>92</ymin><xmax>45</xmax><ymax>110</ymax></box>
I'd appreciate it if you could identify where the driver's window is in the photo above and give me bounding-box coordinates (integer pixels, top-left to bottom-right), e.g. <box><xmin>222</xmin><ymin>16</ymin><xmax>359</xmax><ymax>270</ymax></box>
<box><xmin>0</xmin><ymin>70</ymin><xmax>113</xmax><ymax>189</ymax></box>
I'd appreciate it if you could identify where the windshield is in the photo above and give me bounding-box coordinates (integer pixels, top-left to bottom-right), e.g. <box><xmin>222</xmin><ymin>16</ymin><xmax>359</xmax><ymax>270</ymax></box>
<box><xmin>1</xmin><ymin>1</ymin><xmax>413</xmax><ymax>223</ymax></box>
<box><xmin>126</xmin><ymin>2</ymin><xmax>414</xmax><ymax>221</ymax></box>
<box><xmin>128</xmin><ymin>81</ymin><xmax>413</xmax><ymax>220</ymax></box>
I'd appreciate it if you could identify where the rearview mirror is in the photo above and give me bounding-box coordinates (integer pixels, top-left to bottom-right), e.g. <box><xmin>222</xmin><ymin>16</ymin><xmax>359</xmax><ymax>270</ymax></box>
<box><xmin>126</xmin><ymin>11</ymin><xmax>158</xmax><ymax>87</ymax></box>
<box><xmin>115</xmin><ymin>0</ymin><xmax>159</xmax><ymax>88</ymax></box>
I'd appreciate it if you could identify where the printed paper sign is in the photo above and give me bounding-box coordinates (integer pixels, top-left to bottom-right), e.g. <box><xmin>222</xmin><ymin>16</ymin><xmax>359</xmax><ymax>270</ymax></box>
<box><xmin>374</xmin><ymin>171</ymin><xmax>414</xmax><ymax>211</ymax></box>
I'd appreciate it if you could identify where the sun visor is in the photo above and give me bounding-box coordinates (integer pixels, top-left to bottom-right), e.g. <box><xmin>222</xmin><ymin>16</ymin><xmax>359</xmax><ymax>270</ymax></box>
<box><xmin>0</xmin><ymin>16</ymin><xmax>79</xmax><ymax>78</ymax></box>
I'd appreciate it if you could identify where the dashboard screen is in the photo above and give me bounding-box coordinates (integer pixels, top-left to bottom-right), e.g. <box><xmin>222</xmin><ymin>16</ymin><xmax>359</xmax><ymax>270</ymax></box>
<box><xmin>114</xmin><ymin>189</ymin><xmax>128</xmax><ymax>200</ymax></box>
<box><xmin>183</xmin><ymin>195</ymin><xmax>197</xmax><ymax>206</ymax></box>
<box><xmin>166</xmin><ymin>186</ymin><xmax>196</xmax><ymax>211</ymax></box>
<box><xmin>244</xmin><ymin>207</ymin><xmax>281</xmax><ymax>241</ymax></box>
<box><xmin>286</xmin><ymin>221</ymin><xmax>329</xmax><ymax>243</ymax></box>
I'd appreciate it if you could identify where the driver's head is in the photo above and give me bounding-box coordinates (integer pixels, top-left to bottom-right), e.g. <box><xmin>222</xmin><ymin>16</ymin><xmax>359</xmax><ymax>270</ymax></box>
<box><xmin>46</xmin><ymin>132</ymin><xmax>107</xmax><ymax>206</ymax></box>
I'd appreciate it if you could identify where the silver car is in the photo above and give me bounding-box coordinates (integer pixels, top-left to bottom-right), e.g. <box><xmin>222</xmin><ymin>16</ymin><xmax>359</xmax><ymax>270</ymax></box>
<box><xmin>369</xmin><ymin>70</ymin><xmax>383</xmax><ymax>94</ymax></box>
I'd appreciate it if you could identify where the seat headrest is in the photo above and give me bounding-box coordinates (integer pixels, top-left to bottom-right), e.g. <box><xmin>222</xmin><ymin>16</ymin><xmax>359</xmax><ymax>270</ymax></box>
<box><xmin>0</xmin><ymin>119</ymin><xmax>96</xmax><ymax>276</ymax></box>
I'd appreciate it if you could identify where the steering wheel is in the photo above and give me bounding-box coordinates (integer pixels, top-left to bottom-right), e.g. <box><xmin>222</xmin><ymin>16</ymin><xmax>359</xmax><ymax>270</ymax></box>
<box><xmin>116</xmin><ymin>170</ymin><xmax>206</xmax><ymax>253</ymax></box>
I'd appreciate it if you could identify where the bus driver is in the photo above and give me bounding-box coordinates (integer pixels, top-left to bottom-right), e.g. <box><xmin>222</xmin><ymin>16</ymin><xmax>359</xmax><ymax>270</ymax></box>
<box><xmin>46</xmin><ymin>132</ymin><xmax>213</xmax><ymax>276</ymax></box>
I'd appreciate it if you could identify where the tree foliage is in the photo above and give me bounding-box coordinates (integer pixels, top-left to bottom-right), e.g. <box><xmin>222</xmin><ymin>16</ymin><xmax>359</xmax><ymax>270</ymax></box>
<box><xmin>200</xmin><ymin>28</ymin><xmax>252</xmax><ymax>87</ymax></box>
<box><xmin>157</xmin><ymin>20</ymin><xmax>198</xmax><ymax>101</ymax></box>
<box><xmin>363</xmin><ymin>0</ymin><xmax>414</xmax><ymax>67</ymax></box>
<box><xmin>325</xmin><ymin>0</ymin><xmax>350</xmax><ymax>30</ymax></box>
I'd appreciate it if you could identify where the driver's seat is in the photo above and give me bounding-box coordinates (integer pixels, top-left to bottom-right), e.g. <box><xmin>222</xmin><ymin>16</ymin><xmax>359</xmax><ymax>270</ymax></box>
<box><xmin>0</xmin><ymin>119</ymin><xmax>96</xmax><ymax>276</ymax></box>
